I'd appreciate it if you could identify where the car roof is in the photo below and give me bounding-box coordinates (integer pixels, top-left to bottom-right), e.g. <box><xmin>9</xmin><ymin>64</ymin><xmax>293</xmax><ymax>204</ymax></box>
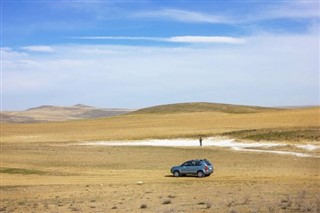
<box><xmin>183</xmin><ymin>159</ymin><xmax>210</xmax><ymax>163</ymax></box>
<box><xmin>184</xmin><ymin>159</ymin><xmax>209</xmax><ymax>162</ymax></box>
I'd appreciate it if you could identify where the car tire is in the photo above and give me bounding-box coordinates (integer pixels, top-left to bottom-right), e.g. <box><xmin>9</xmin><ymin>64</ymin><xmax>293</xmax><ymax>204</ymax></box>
<box><xmin>173</xmin><ymin>170</ymin><xmax>180</xmax><ymax>177</ymax></box>
<box><xmin>197</xmin><ymin>171</ymin><xmax>205</xmax><ymax>178</ymax></box>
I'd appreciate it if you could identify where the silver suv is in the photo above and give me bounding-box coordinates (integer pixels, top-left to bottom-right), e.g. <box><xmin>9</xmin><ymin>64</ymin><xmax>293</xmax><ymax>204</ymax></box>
<box><xmin>170</xmin><ymin>159</ymin><xmax>214</xmax><ymax>178</ymax></box>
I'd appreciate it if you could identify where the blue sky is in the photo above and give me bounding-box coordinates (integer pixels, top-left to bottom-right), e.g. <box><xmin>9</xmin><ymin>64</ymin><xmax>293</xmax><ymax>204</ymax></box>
<box><xmin>1</xmin><ymin>0</ymin><xmax>319</xmax><ymax>110</ymax></box>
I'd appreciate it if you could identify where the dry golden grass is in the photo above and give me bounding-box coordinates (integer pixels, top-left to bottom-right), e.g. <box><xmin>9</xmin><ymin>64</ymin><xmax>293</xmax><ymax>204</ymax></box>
<box><xmin>2</xmin><ymin>107</ymin><xmax>319</xmax><ymax>143</ymax></box>
<box><xmin>1</xmin><ymin>107</ymin><xmax>319</xmax><ymax>212</ymax></box>
<box><xmin>1</xmin><ymin>143</ymin><xmax>319</xmax><ymax>212</ymax></box>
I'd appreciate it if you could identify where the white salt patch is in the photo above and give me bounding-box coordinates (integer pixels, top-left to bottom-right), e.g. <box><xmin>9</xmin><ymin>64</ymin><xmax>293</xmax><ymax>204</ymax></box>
<box><xmin>205</xmin><ymin>138</ymin><xmax>284</xmax><ymax>149</ymax></box>
<box><xmin>81</xmin><ymin>138</ymin><xmax>283</xmax><ymax>148</ymax></box>
<box><xmin>232</xmin><ymin>146</ymin><xmax>314</xmax><ymax>157</ymax></box>
<box><xmin>79</xmin><ymin>138</ymin><xmax>319</xmax><ymax>158</ymax></box>
<box><xmin>296</xmin><ymin>144</ymin><xmax>320</xmax><ymax>151</ymax></box>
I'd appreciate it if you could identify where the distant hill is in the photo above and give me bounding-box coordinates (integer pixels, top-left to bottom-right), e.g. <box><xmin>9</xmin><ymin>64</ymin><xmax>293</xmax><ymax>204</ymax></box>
<box><xmin>130</xmin><ymin>102</ymin><xmax>282</xmax><ymax>114</ymax></box>
<box><xmin>26</xmin><ymin>104</ymin><xmax>94</xmax><ymax>111</ymax></box>
<box><xmin>72</xmin><ymin>104</ymin><xmax>94</xmax><ymax>109</ymax></box>
<box><xmin>1</xmin><ymin>105</ymin><xmax>133</xmax><ymax>123</ymax></box>
<box><xmin>276</xmin><ymin>105</ymin><xmax>320</xmax><ymax>109</ymax></box>
<box><xmin>3</xmin><ymin>102</ymin><xmax>311</xmax><ymax>123</ymax></box>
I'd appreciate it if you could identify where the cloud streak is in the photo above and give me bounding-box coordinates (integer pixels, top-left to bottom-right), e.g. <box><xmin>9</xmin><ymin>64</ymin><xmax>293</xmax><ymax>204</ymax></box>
<box><xmin>167</xmin><ymin>36</ymin><xmax>245</xmax><ymax>44</ymax></box>
<box><xmin>21</xmin><ymin>45</ymin><xmax>54</xmax><ymax>53</ymax></box>
<box><xmin>134</xmin><ymin>2</ymin><xmax>319</xmax><ymax>24</ymax></box>
<box><xmin>72</xmin><ymin>36</ymin><xmax>245</xmax><ymax>44</ymax></box>
<box><xmin>134</xmin><ymin>9</ymin><xmax>231</xmax><ymax>24</ymax></box>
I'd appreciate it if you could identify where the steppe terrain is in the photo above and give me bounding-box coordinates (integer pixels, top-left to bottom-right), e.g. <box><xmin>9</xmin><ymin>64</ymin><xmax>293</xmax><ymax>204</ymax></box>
<box><xmin>1</xmin><ymin>103</ymin><xmax>319</xmax><ymax>212</ymax></box>
<box><xmin>1</xmin><ymin>104</ymin><xmax>133</xmax><ymax>123</ymax></box>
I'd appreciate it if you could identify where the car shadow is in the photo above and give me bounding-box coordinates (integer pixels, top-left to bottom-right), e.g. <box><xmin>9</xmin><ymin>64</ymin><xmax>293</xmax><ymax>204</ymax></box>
<box><xmin>164</xmin><ymin>175</ymin><xmax>206</xmax><ymax>178</ymax></box>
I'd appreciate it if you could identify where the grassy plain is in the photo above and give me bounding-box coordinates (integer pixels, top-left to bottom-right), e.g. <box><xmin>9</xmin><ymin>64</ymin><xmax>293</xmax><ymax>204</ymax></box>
<box><xmin>1</xmin><ymin>107</ymin><xmax>319</xmax><ymax>143</ymax></box>
<box><xmin>1</xmin><ymin>143</ymin><xmax>320</xmax><ymax>212</ymax></box>
<box><xmin>1</xmin><ymin>105</ymin><xmax>319</xmax><ymax>212</ymax></box>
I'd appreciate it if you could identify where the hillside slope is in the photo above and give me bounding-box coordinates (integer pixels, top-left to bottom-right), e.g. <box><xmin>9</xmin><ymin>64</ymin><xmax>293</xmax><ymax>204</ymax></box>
<box><xmin>1</xmin><ymin>105</ymin><xmax>133</xmax><ymax>123</ymax></box>
<box><xmin>2</xmin><ymin>106</ymin><xmax>319</xmax><ymax>143</ymax></box>
<box><xmin>131</xmin><ymin>102</ymin><xmax>281</xmax><ymax>114</ymax></box>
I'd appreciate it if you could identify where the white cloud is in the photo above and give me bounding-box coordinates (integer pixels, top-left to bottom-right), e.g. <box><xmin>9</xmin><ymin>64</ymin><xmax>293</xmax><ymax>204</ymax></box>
<box><xmin>234</xmin><ymin>1</ymin><xmax>320</xmax><ymax>27</ymax></box>
<box><xmin>1</xmin><ymin>47</ymin><xmax>28</xmax><ymax>59</ymax></box>
<box><xmin>258</xmin><ymin>1</ymin><xmax>320</xmax><ymax>20</ymax></box>
<box><xmin>72</xmin><ymin>36</ymin><xmax>162</xmax><ymax>41</ymax></box>
<box><xmin>72</xmin><ymin>36</ymin><xmax>245</xmax><ymax>44</ymax></box>
<box><xmin>134</xmin><ymin>9</ymin><xmax>231</xmax><ymax>23</ymax></box>
<box><xmin>134</xmin><ymin>2</ymin><xmax>319</xmax><ymax>24</ymax></box>
<box><xmin>2</xmin><ymin>32</ymin><xmax>319</xmax><ymax>110</ymax></box>
<box><xmin>167</xmin><ymin>36</ymin><xmax>245</xmax><ymax>44</ymax></box>
<box><xmin>21</xmin><ymin>45</ymin><xmax>54</xmax><ymax>53</ymax></box>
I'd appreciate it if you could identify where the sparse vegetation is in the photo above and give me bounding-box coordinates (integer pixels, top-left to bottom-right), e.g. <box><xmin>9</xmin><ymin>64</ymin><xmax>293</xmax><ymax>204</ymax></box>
<box><xmin>280</xmin><ymin>195</ymin><xmax>292</xmax><ymax>209</ymax></box>
<box><xmin>205</xmin><ymin>202</ymin><xmax>212</xmax><ymax>209</ymax></box>
<box><xmin>223</xmin><ymin>127</ymin><xmax>320</xmax><ymax>142</ymax></box>
<box><xmin>140</xmin><ymin>204</ymin><xmax>147</xmax><ymax>209</ymax></box>
<box><xmin>227</xmin><ymin>200</ymin><xmax>236</xmax><ymax>207</ymax></box>
<box><xmin>162</xmin><ymin>199</ymin><xmax>172</xmax><ymax>205</ymax></box>
<box><xmin>70</xmin><ymin>207</ymin><xmax>80</xmax><ymax>211</ymax></box>
<box><xmin>198</xmin><ymin>201</ymin><xmax>211</xmax><ymax>209</ymax></box>
<box><xmin>0</xmin><ymin>167</ymin><xmax>45</xmax><ymax>175</ymax></box>
<box><xmin>240</xmin><ymin>194</ymin><xmax>250</xmax><ymax>205</ymax></box>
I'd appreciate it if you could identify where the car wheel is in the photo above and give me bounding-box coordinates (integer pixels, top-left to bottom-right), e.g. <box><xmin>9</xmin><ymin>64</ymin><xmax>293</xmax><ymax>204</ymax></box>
<box><xmin>197</xmin><ymin>171</ymin><xmax>205</xmax><ymax>178</ymax></box>
<box><xmin>173</xmin><ymin>170</ymin><xmax>180</xmax><ymax>177</ymax></box>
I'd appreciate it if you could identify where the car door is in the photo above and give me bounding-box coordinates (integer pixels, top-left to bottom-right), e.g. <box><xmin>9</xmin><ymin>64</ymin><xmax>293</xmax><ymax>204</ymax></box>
<box><xmin>193</xmin><ymin>161</ymin><xmax>202</xmax><ymax>174</ymax></box>
<box><xmin>180</xmin><ymin>161</ymin><xmax>193</xmax><ymax>174</ymax></box>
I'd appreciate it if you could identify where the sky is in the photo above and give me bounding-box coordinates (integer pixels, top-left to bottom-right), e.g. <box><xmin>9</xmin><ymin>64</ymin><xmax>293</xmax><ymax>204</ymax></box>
<box><xmin>1</xmin><ymin>0</ymin><xmax>319</xmax><ymax>110</ymax></box>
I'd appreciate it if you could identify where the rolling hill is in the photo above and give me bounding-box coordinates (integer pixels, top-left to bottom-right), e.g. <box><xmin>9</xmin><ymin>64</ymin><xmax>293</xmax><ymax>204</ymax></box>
<box><xmin>2</xmin><ymin>102</ymin><xmax>319</xmax><ymax>143</ymax></box>
<box><xmin>130</xmin><ymin>102</ymin><xmax>281</xmax><ymax>114</ymax></box>
<box><xmin>1</xmin><ymin>104</ymin><xmax>133</xmax><ymax>123</ymax></box>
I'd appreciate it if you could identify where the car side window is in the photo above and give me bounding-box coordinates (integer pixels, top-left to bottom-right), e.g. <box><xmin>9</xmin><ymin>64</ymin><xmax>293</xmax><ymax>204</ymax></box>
<box><xmin>183</xmin><ymin>161</ymin><xmax>192</xmax><ymax>166</ymax></box>
<box><xmin>195</xmin><ymin>161</ymin><xmax>202</xmax><ymax>166</ymax></box>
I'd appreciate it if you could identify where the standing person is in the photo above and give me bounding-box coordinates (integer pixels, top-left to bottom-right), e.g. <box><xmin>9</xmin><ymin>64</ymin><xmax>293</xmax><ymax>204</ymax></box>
<box><xmin>199</xmin><ymin>137</ymin><xmax>203</xmax><ymax>146</ymax></box>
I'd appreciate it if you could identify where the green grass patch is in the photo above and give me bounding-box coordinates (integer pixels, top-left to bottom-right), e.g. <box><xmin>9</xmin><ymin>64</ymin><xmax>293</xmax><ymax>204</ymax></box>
<box><xmin>223</xmin><ymin>127</ymin><xmax>320</xmax><ymax>142</ymax></box>
<box><xmin>0</xmin><ymin>167</ymin><xmax>46</xmax><ymax>175</ymax></box>
<box><xmin>130</xmin><ymin>102</ymin><xmax>280</xmax><ymax>114</ymax></box>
